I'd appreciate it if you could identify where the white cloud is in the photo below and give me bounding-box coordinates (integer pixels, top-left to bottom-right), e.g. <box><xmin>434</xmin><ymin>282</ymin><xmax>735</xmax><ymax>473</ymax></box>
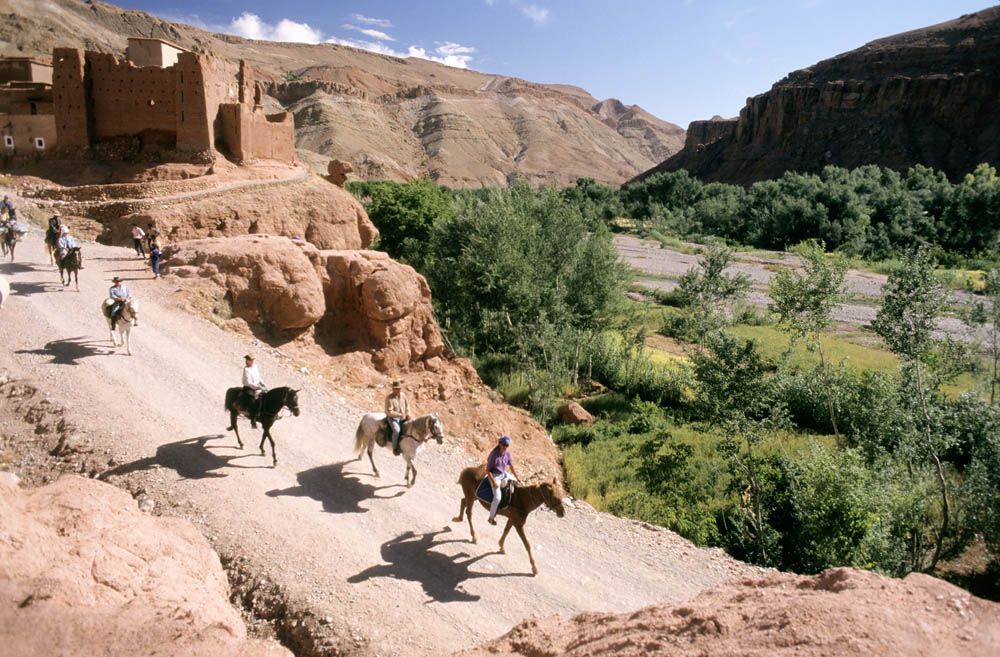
<box><xmin>436</xmin><ymin>42</ymin><xmax>475</xmax><ymax>56</ymax></box>
<box><xmin>519</xmin><ymin>4</ymin><xmax>550</xmax><ymax>26</ymax></box>
<box><xmin>327</xmin><ymin>36</ymin><xmax>475</xmax><ymax>69</ymax></box>
<box><xmin>228</xmin><ymin>12</ymin><xmax>322</xmax><ymax>43</ymax></box>
<box><xmin>344</xmin><ymin>24</ymin><xmax>395</xmax><ymax>41</ymax></box>
<box><xmin>350</xmin><ymin>13</ymin><xmax>392</xmax><ymax>28</ymax></box>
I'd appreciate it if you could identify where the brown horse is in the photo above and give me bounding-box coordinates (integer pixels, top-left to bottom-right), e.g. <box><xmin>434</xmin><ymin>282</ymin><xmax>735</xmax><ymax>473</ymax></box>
<box><xmin>452</xmin><ymin>464</ymin><xmax>566</xmax><ymax>575</ymax></box>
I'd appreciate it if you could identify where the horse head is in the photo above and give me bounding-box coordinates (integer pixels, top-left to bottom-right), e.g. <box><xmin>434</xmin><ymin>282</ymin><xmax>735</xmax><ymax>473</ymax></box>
<box><xmin>124</xmin><ymin>299</ymin><xmax>140</xmax><ymax>325</ymax></box>
<box><xmin>541</xmin><ymin>477</ymin><xmax>566</xmax><ymax>517</ymax></box>
<box><xmin>429</xmin><ymin>412</ymin><xmax>445</xmax><ymax>444</ymax></box>
<box><xmin>285</xmin><ymin>388</ymin><xmax>301</xmax><ymax>417</ymax></box>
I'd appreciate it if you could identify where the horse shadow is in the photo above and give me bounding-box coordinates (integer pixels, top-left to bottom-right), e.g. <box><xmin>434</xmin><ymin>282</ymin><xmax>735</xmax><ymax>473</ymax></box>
<box><xmin>265</xmin><ymin>461</ymin><xmax>405</xmax><ymax>514</ymax></box>
<box><xmin>16</xmin><ymin>336</ymin><xmax>111</xmax><ymax>364</ymax></box>
<box><xmin>0</xmin><ymin>262</ymin><xmax>38</xmax><ymax>274</ymax></box>
<box><xmin>12</xmin><ymin>280</ymin><xmax>65</xmax><ymax>296</ymax></box>
<box><xmin>100</xmin><ymin>434</ymin><xmax>271</xmax><ymax>481</ymax></box>
<box><xmin>348</xmin><ymin>527</ymin><xmax>530</xmax><ymax>603</ymax></box>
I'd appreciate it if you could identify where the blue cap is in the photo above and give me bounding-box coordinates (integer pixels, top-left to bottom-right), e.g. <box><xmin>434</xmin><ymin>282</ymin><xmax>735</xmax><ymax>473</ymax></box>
<box><xmin>499</xmin><ymin>435</ymin><xmax>512</xmax><ymax>446</ymax></box>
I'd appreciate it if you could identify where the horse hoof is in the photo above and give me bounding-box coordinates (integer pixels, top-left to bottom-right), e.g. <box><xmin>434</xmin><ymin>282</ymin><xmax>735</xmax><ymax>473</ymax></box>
<box><xmin>531</xmin><ymin>568</ymin><xmax>538</xmax><ymax>577</ymax></box>
<box><xmin>451</xmin><ymin>516</ymin><xmax>462</xmax><ymax>523</ymax></box>
<box><xmin>226</xmin><ymin>426</ymin><xmax>234</xmax><ymax>432</ymax></box>
<box><xmin>260</xmin><ymin>449</ymin><xmax>266</xmax><ymax>456</ymax></box>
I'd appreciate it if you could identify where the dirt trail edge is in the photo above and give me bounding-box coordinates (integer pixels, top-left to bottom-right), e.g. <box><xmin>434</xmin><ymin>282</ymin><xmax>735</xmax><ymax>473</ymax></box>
<box><xmin>0</xmin><ymin>232</ymin><xmax>762</xmax><ymax>657</ymax></box>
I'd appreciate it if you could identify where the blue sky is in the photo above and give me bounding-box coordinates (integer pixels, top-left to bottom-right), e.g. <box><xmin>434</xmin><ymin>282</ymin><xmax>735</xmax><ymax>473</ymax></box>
<box><xmin>114</xmin><ymin>0</ymin><xmax>994</xmax><ymax>127</ymax></box>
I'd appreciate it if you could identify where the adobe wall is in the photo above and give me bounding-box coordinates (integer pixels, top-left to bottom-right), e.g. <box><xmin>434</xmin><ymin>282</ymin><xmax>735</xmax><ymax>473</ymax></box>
<box><xmin>87</xmin><ymin>52</ymin><xmax>177</xmax><ymax>140</ymax></box>
<box><xmin>0</xmin><ymin>114</ymin><xmax>57</xmax><ymax>155</ymax></box>
<box><xmin>52</xmin><ymin>48</ymin><xmax>90</xmax><ymax>150</ymax></box>
<box><xmin>0</xmin><ymin>60</ymin><xmax>53</xmax><ymax>85</ymax></box>
<box><xmin>0</xmin><ymin>84</ymin><xmax>53</xmax><ymax>115</ymax></box>
<box><xmin>218</xmin><ymin>104</ymin><xmax>295</xmax><ymax>164</ymax></box>
<box><xmin>126</xmin><ymin>39</ymin><xmax>185</xmax><ymax>68</ymax></box>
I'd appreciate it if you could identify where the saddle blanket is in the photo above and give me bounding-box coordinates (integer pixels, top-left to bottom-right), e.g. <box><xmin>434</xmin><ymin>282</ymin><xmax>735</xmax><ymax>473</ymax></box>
<box><xmin>476</xmin><ymin>477</ymin><xmax>512</xmax><ymax>510</ymax></box>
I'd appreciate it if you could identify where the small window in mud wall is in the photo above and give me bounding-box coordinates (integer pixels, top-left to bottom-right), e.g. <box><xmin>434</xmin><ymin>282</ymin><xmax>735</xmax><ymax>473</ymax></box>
<box><xmin>34</xmin><ymin>137</ymin><xmax>46</xmax><ymax>151</ymax></box>
<box><xmin>3</xmin><ymin>135</ymin><xmax>13</xmax><ymax>150</ymax></box>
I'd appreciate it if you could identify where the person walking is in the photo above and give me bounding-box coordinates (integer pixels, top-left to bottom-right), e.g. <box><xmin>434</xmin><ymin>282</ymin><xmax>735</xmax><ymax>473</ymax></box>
<box><xmin>131</xmin><ymin>224</ymin><xmax>146</xmax><ymax>257</ymax></box>
<box><xmin>145</xmin><ymin>222</ymin><xmax>160</xmax><ymax>253</ymax></box>
<box><xmin>149</xmin><ymin>239</ymin><xmax>162</xmax><ymax>279</ymax></box>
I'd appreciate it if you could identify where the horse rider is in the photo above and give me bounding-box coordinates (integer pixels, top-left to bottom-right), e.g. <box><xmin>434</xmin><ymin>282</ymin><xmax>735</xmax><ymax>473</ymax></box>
<box><xmin>486</xmin><ymin>435</ymin><xmax>521</xmax><ymax>525</ymax></box>
<box><xmin>242</xmin><ymin>354</ymin><xmax>267</xmax><ymax>427</ymax></box>
<box><xmin>56</xmin><ymin>224</ymin><xmax>84</xmax><ymax>268</ymax></box>
<box><xmin>108</xmin><ymin>276</ymin><xmax>131</xmax><ymax>331</ymax></box>
<box><xmin>385</xmin><ymin>380</ymin><xmax>410</xmax><ymax>456</ymax></box>
<box><xmin>1</xmin><ymin>195</ymin><xmax>13</xmax><ymax>215</ymax></box>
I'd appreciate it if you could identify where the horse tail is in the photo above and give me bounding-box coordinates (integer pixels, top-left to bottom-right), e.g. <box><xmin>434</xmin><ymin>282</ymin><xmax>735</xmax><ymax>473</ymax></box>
<box><xmin>354</xmin><ymin>421</ymin><xmax>367</xmax><ymax>457</ymax></box>
<box><xmin>224</xmin><ymin>387</ymin><xmax>238</xmax><ymax>412</ymax></box>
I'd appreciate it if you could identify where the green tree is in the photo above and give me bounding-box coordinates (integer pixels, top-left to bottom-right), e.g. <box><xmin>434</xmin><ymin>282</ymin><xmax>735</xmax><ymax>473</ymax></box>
<box><xmin>968</xmin><ymin>269</ymin><xmax>1000</xmax><ymax>404</ymax></box>
<box><xmin>362</xmin><ymin>179</ymin><xmax>454</xmax><ymax>269</ymax></box>
<box><xmin>872</xmin><ymin>248</ymin><xmax>956</xmax><ymax>569</ymax></box>
<box><xmin>677</xmin><ymin>243</ymin><xmax>751</xmax><ymax>341</ymax></box>
<box><xmin>769</xmin><ymin>240</ymin><xmax>847</xmax><ymax>438</ymax></box>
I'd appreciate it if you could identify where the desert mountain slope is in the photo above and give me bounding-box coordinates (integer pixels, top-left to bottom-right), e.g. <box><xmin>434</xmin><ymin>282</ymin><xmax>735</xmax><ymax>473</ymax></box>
<box><xmin>632</xmin><ymin>6</ymin><xmax>1000</xmax><ymax>185</ymax></box>
<box><xmin>0</xmin><ymin>0</ymin><xmax>684</xmax><ymax>186</ymax></box>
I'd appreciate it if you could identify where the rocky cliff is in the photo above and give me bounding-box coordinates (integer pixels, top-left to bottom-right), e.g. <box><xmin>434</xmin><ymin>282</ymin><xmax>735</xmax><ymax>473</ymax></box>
<box><xmin>632</xmin><ymin>7</ymin><xmax>1000</xmax><ymax>185</ymax></box>
<box><xmin>0</xmin><ymin>0</ymin><xmax>684</xmax><ymax>186</ymax></box>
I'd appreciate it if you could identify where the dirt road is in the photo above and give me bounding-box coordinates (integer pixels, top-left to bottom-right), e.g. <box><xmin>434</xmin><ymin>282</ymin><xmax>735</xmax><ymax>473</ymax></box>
<box><xmin>616</xmin><ymin>234</ymin><xmax>985</xmax><ymax>342</ymax></box>
<box><xmin>0</xmin><ymin>231</ymin><xmax>761</xmax><ymax>656</ymax></box>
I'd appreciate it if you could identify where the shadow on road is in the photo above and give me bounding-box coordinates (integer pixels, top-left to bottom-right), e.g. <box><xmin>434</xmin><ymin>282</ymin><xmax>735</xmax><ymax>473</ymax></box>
<box><xmin>12</xmin><ymin>279</ymin><xmax>67</xmax><ymax>296</ymax></box>
<box><xmin>100</xmin><ymin>434</ymin><xmax>271</xmax><ymax>481</ymax></box>
<box><xmin>0</xmin><ymin>262</ymin><xmax>40</xmax><ymax>274</ymax></box>
<box><xmin>348</xmin><ymin>527</ymin><xmax>529</xmax><ymax>603</ymax></box>
<box><xmin>16</xmin><ymin>336</ymin><xmax>111</xmax><ymax>364</ymax></box>
<box><xmin>265</xmin><ymin>461</ymin><xmax>405</xmax><ymax>514</ymax></box>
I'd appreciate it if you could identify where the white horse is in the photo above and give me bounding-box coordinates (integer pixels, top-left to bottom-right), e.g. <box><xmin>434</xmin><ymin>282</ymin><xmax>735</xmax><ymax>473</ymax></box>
<box><xmin>354</xmin><ymin>412</ymin><xmax>444</xmax><ymax>487</ymax></box>
<box><xmin>101</xmin><ymin>298</ymin><xmax>140</xmax><ymax>355</ymax></box>
<box><xmin>0</xmin><ymin>274</ymin><xmax>9</xmax><ymax>309</ymax></box>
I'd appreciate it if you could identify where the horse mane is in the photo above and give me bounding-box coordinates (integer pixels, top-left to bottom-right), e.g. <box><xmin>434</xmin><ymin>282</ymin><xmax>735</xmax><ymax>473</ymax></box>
<box><xmin>514</xmin><ymin>481</ymin><xmax>555</xmax><ymax>513</ymax></box>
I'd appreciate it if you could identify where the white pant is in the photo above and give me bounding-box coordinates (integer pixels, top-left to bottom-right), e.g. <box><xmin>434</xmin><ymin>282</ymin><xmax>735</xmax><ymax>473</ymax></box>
<box><xmin>489</xmin><ymin>472</ymin><xmax>516</xmax><ymax>520</ymax></box>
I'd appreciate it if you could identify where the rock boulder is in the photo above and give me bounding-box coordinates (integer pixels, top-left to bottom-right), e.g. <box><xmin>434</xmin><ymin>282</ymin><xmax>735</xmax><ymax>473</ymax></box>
<box><xmin>319</xmin><ymin>250</ymin><xmax>446</xmax><ymax>372</ymax></box>
<box><xmin>557</xmin><ymin>401</ymin><xmax>595</xmax><ymax>425</ymax></box>
<box><xmin>0</xmin><ymin>475</ymin><xmax>290</xmax><ymax>657</ymax></box>
<box><xmin>163</xmin><ymin>235</ymin><xmax>327</xmax><ymax>331</ymax></box>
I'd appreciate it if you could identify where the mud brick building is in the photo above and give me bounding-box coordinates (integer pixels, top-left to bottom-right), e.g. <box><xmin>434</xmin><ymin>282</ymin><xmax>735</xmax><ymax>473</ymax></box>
<box><xmin>0</xmin><ymin>57</ymin><xmax>56</xmax><ymax>157</ymax></box>
<box><xmin>4</xmin><ymin>37</ymin><xmax>294</xmax><ymax>165</ymax></box>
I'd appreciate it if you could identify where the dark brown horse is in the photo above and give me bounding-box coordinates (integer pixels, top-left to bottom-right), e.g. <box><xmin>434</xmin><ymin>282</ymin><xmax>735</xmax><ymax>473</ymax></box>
<box><xmin>452</xmin><ymin>464</ymin><xmax>566</xmax><ymax>575</ymax></box>
<box><xmin>224</xmin><ymin>386</ymin><xmax>301</xmax><ymax>466</ymax></box>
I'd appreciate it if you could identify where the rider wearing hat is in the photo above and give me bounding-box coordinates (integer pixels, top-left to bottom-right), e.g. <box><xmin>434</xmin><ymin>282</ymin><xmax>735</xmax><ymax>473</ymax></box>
<box><xmin>384</xmin><ymin>380</ymin><xmax>410</xmax><ymax>456</ymax></box>
<box><xmin>486</xmin><ymin>435</ymin><xmax>520</xmax><ymax>525</ymax></box>
<box><xmin>108</xmin><ymin>276</ymin><xmax>131</xmax><ymax>331</ymax></box>
<box><xmin>241</xmin><ymin>354</ymin><xmax>267</xmax><ymax>426</ymax></box>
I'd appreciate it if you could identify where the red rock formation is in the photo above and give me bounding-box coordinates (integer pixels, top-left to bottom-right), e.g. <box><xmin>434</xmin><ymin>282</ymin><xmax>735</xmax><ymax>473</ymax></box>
<box><xmin>632</xmin><ymin>7</ymin><xmax>1000</xmax><ymax>185</ymax></box>
<box><xmin>454</xmin><ymin>567</ymin><xmax>1000</xmax><ymax>657</ymax></box>
<box><xmin>318</xmin><ymin>250</ymin><xmax>446</xmax><ymax>372</ymax></box>
<box><xmin>0</xmin><ymin>475</ymin><xmax>290</xmax><ymax>657</ymax></box>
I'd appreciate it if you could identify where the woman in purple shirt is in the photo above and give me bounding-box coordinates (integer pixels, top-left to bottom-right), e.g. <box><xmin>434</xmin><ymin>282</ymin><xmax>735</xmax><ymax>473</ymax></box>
<box><xmin>486</xmin><ymin>435</ymin><xmax>520</xmax><ymax>525</ymax></box>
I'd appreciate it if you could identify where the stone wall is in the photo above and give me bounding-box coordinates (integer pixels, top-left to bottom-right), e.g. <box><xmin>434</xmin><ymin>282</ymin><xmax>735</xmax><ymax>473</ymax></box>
<box><xmin>219</xmin><ymin>103</ymin><xmax>295</xmax><ymax>164</ymax></box>
<box><xmin>87</xmin><ymin>52</ymin><xmax>177</xmax><ymax>141</ymax></box>
<box><xmin>52</xmin><ymin>48</ymin><xmax>89</xmax><ymax>150</ymax></box>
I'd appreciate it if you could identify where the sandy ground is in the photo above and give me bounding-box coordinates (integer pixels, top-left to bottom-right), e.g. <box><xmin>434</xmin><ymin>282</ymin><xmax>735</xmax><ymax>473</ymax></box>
<box><xmin>615</xmin><ymin>234</ymin><xmax>986</xmax><ymax>342</ymax></box>
<box><xmin>0</xmin><ymin>230</ymin><xmax>762</xmax><ymax>657</ymax></box>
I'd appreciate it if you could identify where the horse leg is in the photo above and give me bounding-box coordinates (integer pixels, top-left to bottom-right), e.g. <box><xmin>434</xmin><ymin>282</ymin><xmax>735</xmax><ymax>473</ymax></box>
<box><xmin>463</xmin><ymin>497</ymin><xmax>478</xmax><ymax>544</ymax></box>
<box><xmin>406</xmin><ymin>459</ymin><xmax>417</xmax><ymax>488</ymax></box>
<box><xmin>258</xmin><ymin>427</ymin><xmax>267</xmax><ymax>457</ymax></box>
<box><xmin>266</xmin><ymin>428</ymin><xmax>277</xmax><ymax>466</ymax></box>
<box><xmin>366</xmin><ymin>442</ymin><xmax>379</xmax><ymax>478</ymax></box>
<box><xmin>124</xmin><ymin>327</ymin><xmax>132</xmax><ymax>356</ymax></box>
<box><xmin>498</xmin><ymin>518</ymin><xmax>513</xmax><ymax>555</ymax></box>
<box><xmin>74</xmin><ymin>271</ymin><xmax>79</xmax><ymax>293</ymax></box>
<box><xmin>514</xmin><ymin>524</ymin><xmax>538</xmax><ymax>576</ymax></box>
<box><xmin>228</xmin><ymin>410</ymin><xmax>244</xmax><ymax>448</ymax></box>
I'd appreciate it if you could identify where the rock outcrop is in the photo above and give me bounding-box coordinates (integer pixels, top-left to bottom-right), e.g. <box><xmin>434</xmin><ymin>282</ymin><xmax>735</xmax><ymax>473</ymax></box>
<box><xmin>454</xmin><ymin>567</ymin><xmax>1000</xmax><ymax>657</ymax></box>
<box><xmin>110</xmin><ymin>175</ymin><xmax>378</xmax><ymax>250</ymax></box>
<box><xmin>633</xmin><ymin>6</ymin><xmax>1000</xmax><ymax>185</ymax></box>
<box><xmin>164</xmin><ymin>235</ymin><xmax>328</xmax><ymax>331</ymax></box>
<box><xmin>162</xmin><ymin>236</ymin><xmax>445</xmax><ymax>372</ymax></box>
<box><xmin>0</xmin><ymin>474</ymin><xmax>290</xmax><ymax>657</ymax></box>
<box><xmin>3</xmin><ymin>0</ymin><xmax>684</xmax><ymax>186</ymax></box>
<box><xmin>557</xmin><ymin>401</ymin><xmax>595</xmax><ymax>425</ymax></box>
<box><xmin>319</xmin><ymin>250</ymin><xmax>445</xmax><ymax>373</ymax></box>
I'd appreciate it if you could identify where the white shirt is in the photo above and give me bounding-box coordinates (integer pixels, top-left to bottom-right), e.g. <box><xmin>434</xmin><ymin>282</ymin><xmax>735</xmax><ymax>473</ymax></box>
<box><xmin>132</xmin><ymin>226</ymin><xmax>145</xmax><ymax>239</ymax></box>
<box><xmin>242</xmin><ymin>364</ymin><xmax>263</xmax><ymax>389</ymax></box>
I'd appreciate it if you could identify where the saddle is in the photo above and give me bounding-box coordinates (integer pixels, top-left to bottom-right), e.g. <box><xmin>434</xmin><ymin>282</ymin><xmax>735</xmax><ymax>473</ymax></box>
<box><xmin>375</xmin><ymin>418</ymin><xmax>407</xmax><ymax>447</ymax></box>
<box><xmin>476</xmin><ymin>476</ymin><xmax>514</xmax><ymax>510</ymax></box>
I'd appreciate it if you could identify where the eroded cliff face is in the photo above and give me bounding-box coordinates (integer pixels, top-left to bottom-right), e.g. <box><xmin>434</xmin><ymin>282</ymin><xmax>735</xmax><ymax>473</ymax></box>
<box><xmin>633</xmin><ymin>6</ymin><xmax>1000</xmax><ymax>185</ymax></box>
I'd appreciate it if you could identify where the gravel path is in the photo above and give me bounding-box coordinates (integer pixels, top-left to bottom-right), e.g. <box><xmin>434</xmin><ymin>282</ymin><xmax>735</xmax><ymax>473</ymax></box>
<box><xmin>0</xmin><ymin>225</ymin><xmax>763</xmax><ymax>657</ymax></box>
